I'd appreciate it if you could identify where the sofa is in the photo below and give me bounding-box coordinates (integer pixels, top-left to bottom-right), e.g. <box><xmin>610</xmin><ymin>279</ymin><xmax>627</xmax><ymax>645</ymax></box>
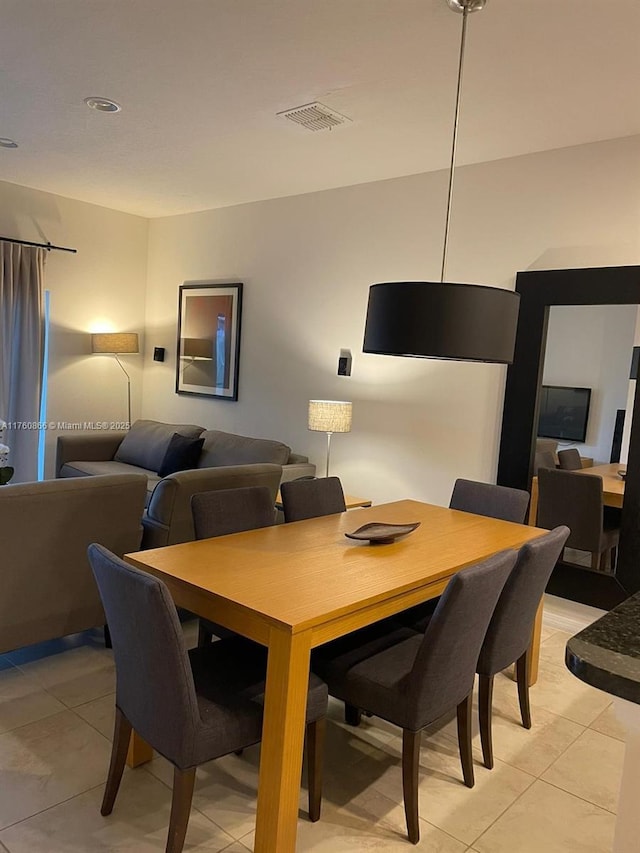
<box><xmin>0</xmin><ymin>473</ymin><xmax>147</xmax><ymax>654</ymax></box>
<box><xmin>56</xmin><ymin>419</ymin><xmax>316</xmax><ymax>548</ymax></box>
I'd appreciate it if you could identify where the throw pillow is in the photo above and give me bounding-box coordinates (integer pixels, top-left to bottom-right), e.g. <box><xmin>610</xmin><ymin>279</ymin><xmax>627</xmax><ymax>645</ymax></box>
<box><xmin>115</xmin><ymin>420</ymin><xmax>204</xmax><ymax>471</ymax></box>
<box><xmin>157</xmin><ymin>433</ymin><xmax>205</xmax><ymax>477</ymax></box>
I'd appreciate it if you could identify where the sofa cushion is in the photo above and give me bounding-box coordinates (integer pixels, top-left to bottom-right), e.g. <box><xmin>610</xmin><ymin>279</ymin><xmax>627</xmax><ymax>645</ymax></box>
<box><xmin>158</xmin><ymin>433</ymin><xmax>205</xmax><ymax>477</ymax></box>
<box><xmin>115</xmin><ymin>420</ymin><xmax>204</xmax><ymax>472</ymax></box>
<box><xmin>198</xmin><ymin>430</ymin><xmax>291</xmax><ymax>468</ymax></box>
<box><xmin>58</xmin><ymin>460</ymin><xmax>160</xmax><ymax>506</ymax></box>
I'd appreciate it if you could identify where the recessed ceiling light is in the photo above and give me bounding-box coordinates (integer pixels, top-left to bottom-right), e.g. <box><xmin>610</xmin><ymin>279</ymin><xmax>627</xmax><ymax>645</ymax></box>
<box><xmin>0</xmin><ymin>138</ymin><xmax>18</xmax><ymax>148</ymax></box>
<box><xmin>84</xmin><ymin>97</ymin><xmax>121</xmax><ymax>113</ymax></box>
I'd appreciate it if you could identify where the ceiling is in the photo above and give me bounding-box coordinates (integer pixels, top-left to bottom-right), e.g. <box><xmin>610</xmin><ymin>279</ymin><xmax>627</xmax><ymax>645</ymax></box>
<box><xmin>1</xmin><ymin>0</ymin><xmax>639</xmax><ymax>218</ymax></box>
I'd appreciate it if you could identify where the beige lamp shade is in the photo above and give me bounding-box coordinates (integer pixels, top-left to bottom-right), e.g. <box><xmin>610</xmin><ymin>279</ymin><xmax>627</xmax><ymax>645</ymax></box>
<box><xmin>182</xmin><ymin>337</ymin><xmax>214</xmax><ymax>359</ymax></box>
<box><xmin>91</xmin><ymin>332</ymin><xmax>139</xmax><ymax>354</ymax></box>
<box><xmin>308</xmin><ymin>400</ymin><xmax>352</xmax><ymax>434</ymax></box>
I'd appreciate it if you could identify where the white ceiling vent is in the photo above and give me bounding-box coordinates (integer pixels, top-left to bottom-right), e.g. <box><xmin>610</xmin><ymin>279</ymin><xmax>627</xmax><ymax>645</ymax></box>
<box><xmin>277</xmin><ymin>102</ymin><xmax>351</xmax><ymax>132</ymax></box>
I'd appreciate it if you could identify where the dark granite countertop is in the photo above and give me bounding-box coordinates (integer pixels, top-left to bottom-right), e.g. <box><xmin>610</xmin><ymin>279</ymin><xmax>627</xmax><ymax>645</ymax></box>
<box><xmin>565</xmin><ymin>591</ymin><xmax>640</xmax><ymax>704</ymax></box>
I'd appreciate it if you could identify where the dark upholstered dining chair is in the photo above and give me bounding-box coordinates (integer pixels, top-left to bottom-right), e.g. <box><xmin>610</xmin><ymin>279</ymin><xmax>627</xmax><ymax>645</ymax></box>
<box><xmin>449</xmin><ymin>479</ymin><xmax>530</xmax><ymax>524</ymax></box>
<box><xmin>313</xmin><ymin>550</ymin><xmax>517</xmax><ymax>845</ymax></box>
<box><xmin>88</xmin><ymin>544</ymin><xmax>327</xmax><ymax>853</ymax></box>
<box><xmin>280</xmin><ymin>476</ymin><xmax>346</xmax><ymax>523</ymax></box>
<box><xmin>399</xmin><ymin>478</ymin><xmax>529</xmax><ymax>634</ymax></box>
<box><xmin>191</xmin><ymin>486</ymin><xmax>276</xmax><ymax>645</ymax></box>
<box><xmin>557</xmin><ymin>448</ymin><xmax>582</xmax><ymax>470</ymax></box>
<box><xmin>534</xmin><ymin>450</ymin><xmax>557</xmax><ymax>474</ymax></box>
<box><xmin>475</xmin><ymin>526</ymin><xmax>569</xmax><ymax>768</ymax></box>
<box><xmin>537</xmin><ymin>467</ymin><xmax>619</xmax><ymax>571</ymax></box>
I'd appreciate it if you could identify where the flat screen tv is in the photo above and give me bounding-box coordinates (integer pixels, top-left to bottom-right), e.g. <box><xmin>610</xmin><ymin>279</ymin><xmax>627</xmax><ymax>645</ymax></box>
<box><xmin>537</xmin><ymin>385</ymin><xmax>592</xmax><ymax>443</ymax></box>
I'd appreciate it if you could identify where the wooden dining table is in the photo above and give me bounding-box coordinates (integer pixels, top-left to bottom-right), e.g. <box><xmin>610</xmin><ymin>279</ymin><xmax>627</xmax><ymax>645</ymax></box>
<box><xmin>125</xmin><ymin>499</ymin><xmax>546</xmax><ymax>853</ymax></box>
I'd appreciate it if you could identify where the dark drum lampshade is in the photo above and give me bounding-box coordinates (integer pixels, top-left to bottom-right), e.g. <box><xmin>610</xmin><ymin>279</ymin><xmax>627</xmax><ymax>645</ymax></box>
<box><xmin>362</xmin><ymin>2</ymin><xmax>521</xmax><ymax>366</ymax></box>
<box><xmin>363</xmin><ymin>281</ymin><xmax>520</xmax><ymax>364</ymax></box>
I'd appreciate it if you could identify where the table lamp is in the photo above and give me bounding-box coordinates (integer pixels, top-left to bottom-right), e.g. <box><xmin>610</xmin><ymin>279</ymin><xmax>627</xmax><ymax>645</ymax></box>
<box><xmin>308</xmin><ymin>400</ymin><xmax>352</xmax><ymax>477</ymax></box>
<box><xmin>91</xmin><ymin>332</ymin><xmax>139</xmax><ymax>427</ymax></box>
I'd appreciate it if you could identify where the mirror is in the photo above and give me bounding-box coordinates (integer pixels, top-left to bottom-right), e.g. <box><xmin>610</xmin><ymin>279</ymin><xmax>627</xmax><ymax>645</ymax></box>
<box><xmin>498</xmin><ymin>266</ymin><xmax>640</xmax><ymax>610</ymax></box>
<box><xmin>540</xmin><ymin>305</ymin><xmax>637</xmax><ymax>467</ymax></box>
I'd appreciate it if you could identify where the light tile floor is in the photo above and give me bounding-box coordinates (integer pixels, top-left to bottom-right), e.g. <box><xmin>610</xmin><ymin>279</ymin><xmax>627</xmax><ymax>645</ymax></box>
<box><xmin>0</xmin><ymin>607</ymin><xmax>624</xmax><ymax>852</ymax></box>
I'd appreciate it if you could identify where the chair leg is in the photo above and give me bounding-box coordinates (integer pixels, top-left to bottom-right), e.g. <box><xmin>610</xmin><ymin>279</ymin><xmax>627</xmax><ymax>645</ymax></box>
<box><xmin>101</xmin><ymin>707</ymin><xmax>132</xmax><ymax>816</ymax></box>
<box><xmin>306</xmin><ymin>718</ymin><xmax>325</xmax><ymax>822</ymax></box>
<box><xmin>344</xmin><ymin>704</ymin><xmax>362</xmax><ymax>727</ymax></box>
<box><xmin>402</xmin><ymin>729</ymin><xmax>421</xmax><ymax>845</ymax></box>
<box><xmin>456</xmin><ymin>691</ymin><xmax>475</xmax><ymax>788</ymax></box>
<box><xmin>478</xmin><ymin>674</ymin><xmax>495</xmax><ymax>769</ymax></box>
<box><xmin>197</xmin><ymin>622</ymin><xmax>213</xmax><ymax>647</ymax></box>
<box><xmin>516</xmin><ymin>647</ymin><xmax>532</xmax><ymax>729</ymax></box>
<box><xmin>166</xmin><ymin>766</ymin><xmax>196</xmax><ymax>853</ymax></box>
<box><xmin>103</xmin><ymin>623</ymin><xmax>112</xmax><ymax>649</ymax></box>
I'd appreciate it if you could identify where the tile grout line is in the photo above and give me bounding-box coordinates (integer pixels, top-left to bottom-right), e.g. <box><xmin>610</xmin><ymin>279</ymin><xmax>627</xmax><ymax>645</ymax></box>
<box><xmin>468</xmin><ymin>769</ymin><xmax>538</xmax><ymax>849</ymax></box>
<box><xmin>538</xmin><ymin>775</ymin><xmax>618</xmax><ymax>816</ymax></box>
<box><xmin>537</xmin><ymin>724</ymin><xmax>623</xmax><ymax>817</ymax></box>
<box><xmin>0</xmin><ymin>783</ymin><xmax>105</xmax><ymax>836</ymax></box>
<box><xmin>139</xmin><ymin>762</ymin><xmax>236</xmax><ymax>842</ymax></box>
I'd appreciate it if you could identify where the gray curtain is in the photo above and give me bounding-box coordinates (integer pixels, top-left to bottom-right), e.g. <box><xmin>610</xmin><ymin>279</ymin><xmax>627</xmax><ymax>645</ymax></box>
<box><xmin>0</xmin><ymin>241</ymin><xmax>45</xmax><ymax>483</ymax></box>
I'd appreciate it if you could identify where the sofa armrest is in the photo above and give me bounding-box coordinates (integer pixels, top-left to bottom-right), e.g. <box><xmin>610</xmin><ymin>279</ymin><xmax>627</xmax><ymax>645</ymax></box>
<box><xmin>280</xmin><ymin>461</ymin><xmax>316</xmax><ymax>484</ymax></box>
<box><xmin>0</xmin><ymin>473</ymin><xmax>147</xmax><ymax>653</ymax></box>
<box><xmin>142</xmin><ymin>463</ymin><xmax>283</xmax><ymax>548</ymax></box>
<box><xmin>288</xmin><ymin>452</ymin><xmax>310</xmax><ymax>465</ymax></box>
<box><xmin>56</xmin><ymin>432</ymin><xmax>127</xmax><ymax>477</ymax></box>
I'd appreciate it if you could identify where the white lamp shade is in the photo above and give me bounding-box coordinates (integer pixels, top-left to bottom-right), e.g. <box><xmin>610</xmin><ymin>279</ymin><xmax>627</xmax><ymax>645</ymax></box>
<box><xmin>308</xmin><ymin>400</ymin><xmax>352</xmax><ymax>434</ymax></box>
<box><xmin>91</xmin><ymin>332</ymin><xmax>139</xmax><ymax>354</ymax></box>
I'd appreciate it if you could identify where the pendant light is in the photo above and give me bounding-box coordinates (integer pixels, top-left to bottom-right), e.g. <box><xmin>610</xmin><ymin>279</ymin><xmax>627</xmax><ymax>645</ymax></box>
<box><xmin>363</xmin><ymin>0</ymin><xmax>520</xmax><ymax>364</ymax></box>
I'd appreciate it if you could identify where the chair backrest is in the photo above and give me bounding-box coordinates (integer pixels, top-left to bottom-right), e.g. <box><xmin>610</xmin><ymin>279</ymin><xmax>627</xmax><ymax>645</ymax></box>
<box><xmin>477</xmin><ymin>526</ymin><xmax>570</xmax><ymax>677</ymax></box>
<box><xmin>403</xmin><ymin>549</ymin><xmax>517</xmax><ymax>729</ymax></box>
<box><xmin>537</xmin><ymin>467</ymin><xmax>603</xmax><ymax>551</ymax></box>
<box><xmin>280</xmin><ymin>476</ymin><xmax>346</xmax><ymax>522</ymax></box>
<box><xmin>534</xmin><ymin>450</ymin><xmax>556</xmax><ymax>474</ymax></box>
<box><xmin>191</xmin><ymin>485</ymin><xmax>276</xmax><ymax>540</ymax></box>
<box><xmin>143</xmin><ymin>462</ymin><xmax>282</xmax><ymax>548</ymax></box>
<box><xmin>449</xmin><ymin>479</ymin><xmax>530</xmax><ymax>524</ymax></box>
<box><xmin>88</xmin><ymin>543</ymin><xmax>200</xmax><ymax>765</ymax></box>
<box><xmin>557</xmin><ymin>448</ymin><xmax>582</xmax><ymax>470</ymax></box>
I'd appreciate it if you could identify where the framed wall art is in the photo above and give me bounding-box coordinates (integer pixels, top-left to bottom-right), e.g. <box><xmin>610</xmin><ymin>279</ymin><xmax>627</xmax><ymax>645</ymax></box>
<box><xmin>176</xmin><ymin>281</ymin><xmax>243</xmax><ymax>400</ymax></box>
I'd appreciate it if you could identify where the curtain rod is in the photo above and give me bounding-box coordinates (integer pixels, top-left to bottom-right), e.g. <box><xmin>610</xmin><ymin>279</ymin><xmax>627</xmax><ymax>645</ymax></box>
<box><xmin>0</xmin><ymin>236</ymin><xmax>77</xmax><ymax>254</ymax></box>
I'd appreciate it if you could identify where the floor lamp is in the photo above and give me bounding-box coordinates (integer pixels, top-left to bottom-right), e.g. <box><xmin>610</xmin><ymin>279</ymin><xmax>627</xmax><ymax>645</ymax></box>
<box><xmin>308</xmin><ymin>400</ymin><xmax>352</xmax><ymax>477</ymax></box>
<box><xmin>91</xmin><ymin>333</ymin><xmax>139</xmax><ymax>427</ymax></box>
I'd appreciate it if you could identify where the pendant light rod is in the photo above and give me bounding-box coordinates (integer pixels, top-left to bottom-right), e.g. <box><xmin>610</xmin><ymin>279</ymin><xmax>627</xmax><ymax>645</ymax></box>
<box><xmin>440</xmin><ymin>6</ymin><xmax>470</xmax><ymax>283</ymax></box>
<box><xmin>362</xmin><ymin>0</ymin><xmax>520</xmax><ymax>366</ymax></box>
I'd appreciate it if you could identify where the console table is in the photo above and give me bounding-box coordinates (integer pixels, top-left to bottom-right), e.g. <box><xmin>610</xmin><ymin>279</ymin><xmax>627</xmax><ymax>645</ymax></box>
<box><xmin>275</xmin><ymin>491</ymin><xmax>371</xmax><ymax>510</ymax></box>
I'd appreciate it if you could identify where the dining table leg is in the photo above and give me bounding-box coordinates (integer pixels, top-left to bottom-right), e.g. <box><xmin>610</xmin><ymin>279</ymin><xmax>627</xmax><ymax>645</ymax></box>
<box><xmin>126</xmin><ymin>731</ymin><xmax>154</xmax><ymax>767</ymax></box>
<box><xmin>254</xmin><ymin>626</ymin><xmax>313</xmax><ymax>853</ymax></box>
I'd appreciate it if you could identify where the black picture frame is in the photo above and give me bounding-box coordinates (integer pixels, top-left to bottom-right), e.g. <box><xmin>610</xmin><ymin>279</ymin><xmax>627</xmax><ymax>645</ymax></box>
<box><xmin>175</xmin><ymin>281</ymin><xmax>243</xmax><ymax>401</ymax></box>
<box><xmin>497</xmin><ymin>265</ymin><xmax>640</xmax><ymax>609</ymax></box>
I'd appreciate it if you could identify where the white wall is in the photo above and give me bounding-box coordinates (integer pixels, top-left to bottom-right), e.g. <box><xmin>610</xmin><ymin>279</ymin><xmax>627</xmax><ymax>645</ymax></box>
<box><xmin>542</xmin><ymin>305</ymin><xmax>636</xmax><ymax>464</ymax></box>
<box><xmin>0</xmin><ymin>181</ymin><xmax>148</xmax><ymax>477</ymax></box>
<box><xmin>621</xmin><ymin>307</ymin><xmax>640</xmax><ymax>464</ymax></box>
<box><xmin>142</xmin><ymin>135</ymin><xmax>640</xmax><ymax>505</ymax></box>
